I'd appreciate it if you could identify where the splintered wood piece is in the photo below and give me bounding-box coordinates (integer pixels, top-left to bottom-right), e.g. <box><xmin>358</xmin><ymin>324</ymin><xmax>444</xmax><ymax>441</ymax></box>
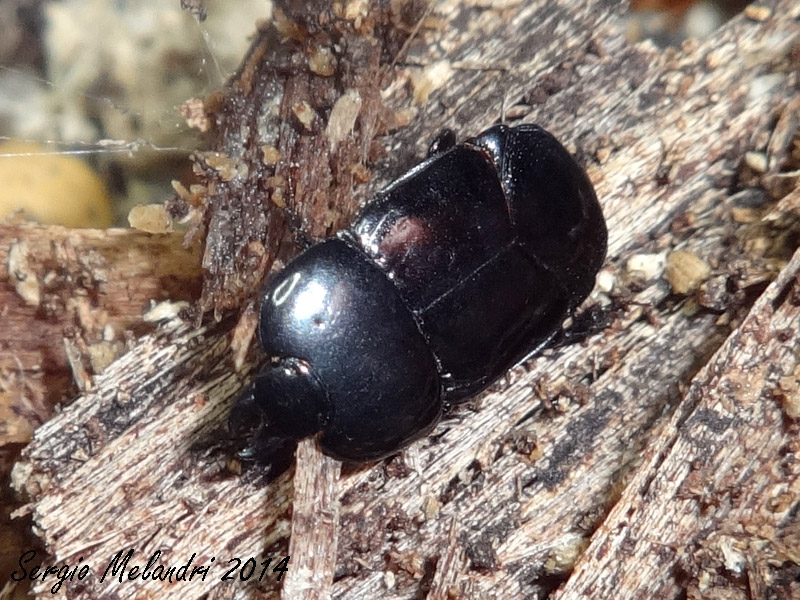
<box><xmin>556</xmin><ymin>246</ymin><xmax>800</xmax><ymax>600</ymax></box>
<box><xmin>281</xmin><ymin>438</ymin><xmax>341</xmax><ymax>600</ymax></box>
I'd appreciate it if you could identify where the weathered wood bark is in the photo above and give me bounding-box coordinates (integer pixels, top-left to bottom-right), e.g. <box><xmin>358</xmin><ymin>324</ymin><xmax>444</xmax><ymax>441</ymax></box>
<box><xmin>556</xmin><ymin>241</ymin><xmax>800</xmax><ymax>599</ymax></box>
<box><xmin>0</xmin><ymin>224</ymin><xmax>202</xmax><ymax>593</ymax></box>
<box><xmin>0</xmin><ymin>225</ymin><xmax>201</xmax><ymax>457</ymax></box>
<box><xmin>189</xmin><ymin>0</ymin><xmax>426</xmax><ymax>317</ymax></box>
<box><xmin>7</xmin><ymin>1</ymin><xmax>800</xmax><ymax>599</ymax></box>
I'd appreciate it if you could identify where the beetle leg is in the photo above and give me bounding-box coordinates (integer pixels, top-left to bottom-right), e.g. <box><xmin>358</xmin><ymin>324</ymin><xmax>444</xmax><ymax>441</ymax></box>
<box><xmin>238</xmin><ymin>429</ymin><xmax>296</xmax><ymax>475</ymax></box>
<box><xmin>545</xmin><ymin>304</ymin><xmax>612</xmax><ymax>351</ymax></box>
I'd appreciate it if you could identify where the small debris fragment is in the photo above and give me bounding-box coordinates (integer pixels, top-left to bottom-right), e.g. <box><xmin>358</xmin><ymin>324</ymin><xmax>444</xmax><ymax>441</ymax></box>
<box><xmin>179</xmin><ymin>97</ymin><xmax>211</xmax><ymax>132</ymax></box>
<box><xmin>705</xmin><ymin>51</ymin><xmax>722</xmax><ymax>69</ymax></box>
<box><xmin>730</xmin><ymin>206</ymin><xmax>761</xmax><ymax>224</ymax></box>
<box><xmin>666</xmin><ymin>250</ymin><xmax>711</xmax><ymax>295</ymax></box>
<box><xmin>595</xmin><ymin>269</ymin><xmax>616</xmax><ymax>294</ymax></box>
<box><xmin>595</xmin><ymin>146</ymin><xmax>611</xmax><ymax>164</ymax></box>
<box><xmin>128</xmin><ymin>204</ymin><xmax>173</xmax><ymax>234</ymax></box>
<box><xmin>309</xmin><ymin>46</ymin><xmax>335</xmax><ymax>76</ymax></box>
<box><xmin>383</xmin><ymin>570</ymin><xmax>396</xmax><ymax>590</ymax></box>
<box><xmin>422</xmin><ymin>495</ymin><xmax>441</xmax><ymax>520</ymax></box>
<box><xmin>171</xmin><ymin>179</ymin><xmax>204</xmax><ymax>208</ymax></box>
<box><xmin>718</xmin><ymin>536</ymin><xmax>746</xmax><ymax>574</ymax></box>
<box><xmin>261</xmin><ymin>145</ymin><xmax>281</xmax><ymax>166</ymax></box>
<box><xmin>231</xmin><ymin>301</ymin><xmax>259</xmax><ymax>372</ymax></box>
<box><xmin>200</xmin><ymin>152</ymin><xmax>242</xmax><ymax>182</ymax></box>
<box><xmin>143</xmin><ymin>300</ymin><xmax>191</xmax><ymax>323</ymax></box>
<box><xmin>326</xmin><ymin>89</ymin><xmax>363</xmax><ymax>149</ymax></box>
<box><xmin>697</xmin><ymin>275</ymin><xmax>730</xmax><ymax>312</ymax></box>
<box><xmin>744</xmin><ymin>151</ymin><xmax>768</xmax><ymax>173</ymax></box>
<box><xmin>271</xmin><ymin>187</ymin><xmax>286</xmax><ymax>208</ymax></box>
<box><xmin>504</xmin><ymin>104</ymin><xmax>529</xmax><ymax>120</ymax></box>
<box><xmin>344</xmin><ymin>0</ymin><xmax>369</xmax><ymax>21</ymax></box>
<box><xmin>64</xmin><ymin>337</ymin><xmax>91</xmax><ymax>392</ymax></box>
<box><xmin>744</xmin><ymin>5</ymin><xmax>772</xmax><ymax>22</ymax></box>
<box><xmin>292</xmin><ymin>101</ymin><xmax>318</xmax><ymax>131</ymax></box>
<box><xmin>625</xmin><ymin>252</ymin><xmax>667</xmax><ymax>283</ymax></box>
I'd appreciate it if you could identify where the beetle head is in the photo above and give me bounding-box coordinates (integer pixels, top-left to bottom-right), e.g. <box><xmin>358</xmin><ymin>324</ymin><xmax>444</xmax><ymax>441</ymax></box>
<box><xmin>229</xmin><ymin>356</ymin><xmax>330</xmax><ymax>465</ymax></box>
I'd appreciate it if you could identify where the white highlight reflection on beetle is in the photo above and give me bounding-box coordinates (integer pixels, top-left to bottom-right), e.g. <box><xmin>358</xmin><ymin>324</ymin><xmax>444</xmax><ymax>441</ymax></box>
<box><xmin>271</xmin><ymin>272</ymin><xmax>301</xmax><ymax>306</ymax></box>
<box><xmin>294</xmin><ymin>280</ymin><xmax>328</xmax><ymax>321</ymax></box>
<box><xmin>272</xmin><ymin>272</ymin><xmax>328</xmax><ymax>323</ymax></box>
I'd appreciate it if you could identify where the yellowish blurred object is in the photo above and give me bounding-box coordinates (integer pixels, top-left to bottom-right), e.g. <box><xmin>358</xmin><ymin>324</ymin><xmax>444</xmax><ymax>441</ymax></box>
<box><xmin>0</xmin><ymin>141</ymin><xmax>113</xmax><ymax>227</ymax></box>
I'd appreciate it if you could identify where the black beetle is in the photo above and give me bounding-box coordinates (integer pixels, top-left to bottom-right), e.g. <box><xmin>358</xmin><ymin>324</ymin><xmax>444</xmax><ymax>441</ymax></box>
<box><xmin>229</xmin><ymin>124</ymin><xmax>607</xmax><ymax>465</ymax></box>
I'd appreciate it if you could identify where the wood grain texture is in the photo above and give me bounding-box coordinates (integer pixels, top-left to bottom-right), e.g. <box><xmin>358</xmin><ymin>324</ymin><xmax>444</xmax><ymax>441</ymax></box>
<box><xmin>7</xmin><ymin>0</ymin><xmax>800</xmax><ymax>599</ymax></box>
<box><xmin>281</xmin><ymin>439</ymin><xmax>341</xmax><ymax>600</ymax></box>
<box><xmin>555</xmin><ymin>245</ymin><xmax>800</xmax><ymax>599</ymax></box>
<box><xmin>0</xmin><ymin>224</ymin><xmax>201</xmax><ymax>451</ymax></box>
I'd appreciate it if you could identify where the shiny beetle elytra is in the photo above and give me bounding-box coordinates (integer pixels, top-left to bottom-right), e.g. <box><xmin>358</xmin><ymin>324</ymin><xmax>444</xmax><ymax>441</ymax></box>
<box><xmin>229</xmin><ymin>124</ymin><xmax>607</xmax><ymax>464</ymax></box>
